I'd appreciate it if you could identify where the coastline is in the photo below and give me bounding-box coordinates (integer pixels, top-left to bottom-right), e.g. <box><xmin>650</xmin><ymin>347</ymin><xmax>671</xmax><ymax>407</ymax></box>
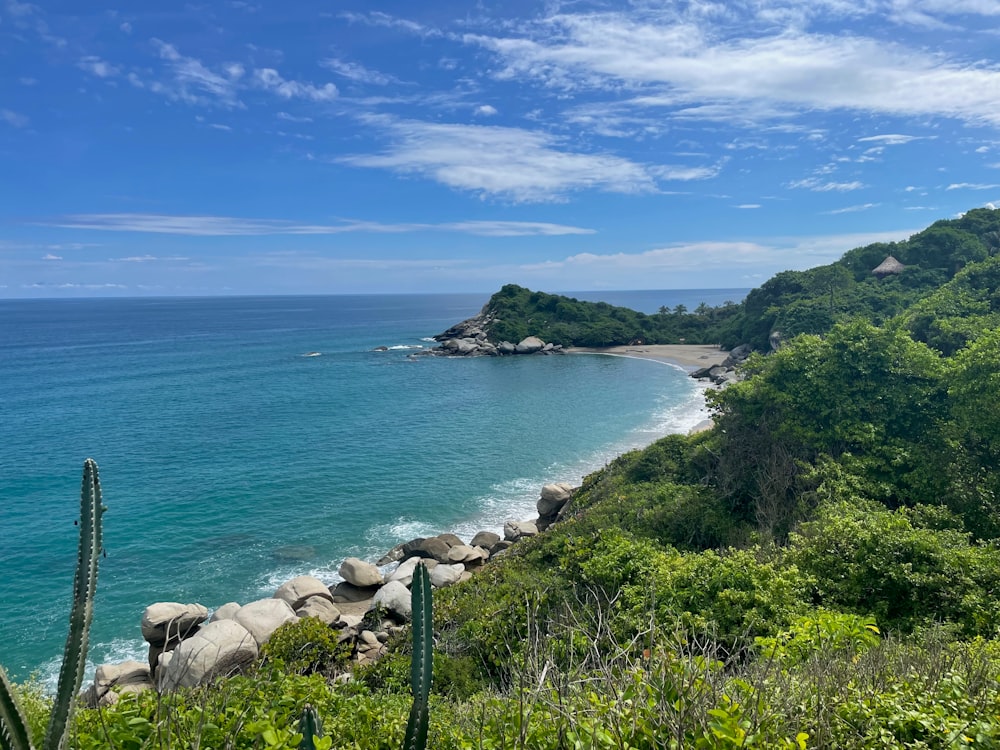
<box><xmin>566</xmin><ymin>343</ymin><xmax>727</xmax><ymax>371</ymax></box>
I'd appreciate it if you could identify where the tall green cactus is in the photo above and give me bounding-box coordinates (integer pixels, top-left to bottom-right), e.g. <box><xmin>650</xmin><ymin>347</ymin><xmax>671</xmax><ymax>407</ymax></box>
<box><xmin>298</xmin><ymin>704</ymin><xmax>325</xmax><ymax>750</ymax></box>
<box><xmin>0</xmin><ymin>458</ymin><xmax>104</xmax><ymax>750</ymax></box>
<box><xmin>403</xmin><ymin>561</ymin><xmax>433</xmax><ymax>750</ymax></box>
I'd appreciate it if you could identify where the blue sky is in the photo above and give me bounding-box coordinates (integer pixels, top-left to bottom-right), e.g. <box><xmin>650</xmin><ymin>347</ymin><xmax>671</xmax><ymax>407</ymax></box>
<box><xmin>3</xmin><ymin>0</ymin><xmax>1000</xmax><ymax>297</ymax></box>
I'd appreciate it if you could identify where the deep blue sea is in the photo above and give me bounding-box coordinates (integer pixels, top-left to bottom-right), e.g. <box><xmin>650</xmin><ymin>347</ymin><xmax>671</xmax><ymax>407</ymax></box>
<box><xmin>0</xmin><ymin>289</ymin><xmax>747</xmax><ymax>683</ymax></box>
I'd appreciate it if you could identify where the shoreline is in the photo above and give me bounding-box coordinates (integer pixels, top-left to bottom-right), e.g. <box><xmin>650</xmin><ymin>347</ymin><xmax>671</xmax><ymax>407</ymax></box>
<box><xmin>566</xmin><ymin>343</ymin><xmax>728</xmax><ymax>371</ymax></box>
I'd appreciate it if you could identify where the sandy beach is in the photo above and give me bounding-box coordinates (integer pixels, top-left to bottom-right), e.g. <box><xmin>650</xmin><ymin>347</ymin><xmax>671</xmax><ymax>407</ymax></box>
<box><xmin>566</xmin><ymin>343</ymin><xmax>728</xmax><ymax>371</ymax></box>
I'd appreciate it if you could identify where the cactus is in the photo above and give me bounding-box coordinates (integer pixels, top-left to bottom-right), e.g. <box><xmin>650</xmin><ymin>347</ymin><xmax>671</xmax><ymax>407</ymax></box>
<box><xmin>0</xmin><ymin>458</ymin><xmax>104</xmax><ymax>750</ymax></box>
<box><xmin>298</xmin><ymin>704</ymin><xmax>323</xmax><ymax>750</ymax></box>
<box><xmin>402</xmin><ymin>561</ymin><xmax>433</xmax><ymax>750</ymax></box>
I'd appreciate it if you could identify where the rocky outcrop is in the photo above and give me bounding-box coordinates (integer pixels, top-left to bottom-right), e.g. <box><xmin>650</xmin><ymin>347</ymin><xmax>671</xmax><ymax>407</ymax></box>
<box><xmin>690</xmin><ymin>344</ymin><xmax>752</xmax><ymax>385</ymax></box>
<box><xmin>392</xmin><ymin>304</ymin><xmax>566</xmax><ymax>358</ymax></box>
<box><xmin>88</xmin><ymin>481</ymin><xmax>584</xmax><ymax>699</ymax></box>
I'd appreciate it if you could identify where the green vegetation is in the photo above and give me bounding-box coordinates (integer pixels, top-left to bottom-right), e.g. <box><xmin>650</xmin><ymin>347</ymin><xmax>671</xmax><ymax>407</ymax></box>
<box><xmin>10</xmin><ymin>209</ymin><xmax>1000</xmax><ymax>747</ymax></box>
<box><xmin>1</xmin><ymin>458</ymin><xmax>104</xmax><ymax>750</ymax></box>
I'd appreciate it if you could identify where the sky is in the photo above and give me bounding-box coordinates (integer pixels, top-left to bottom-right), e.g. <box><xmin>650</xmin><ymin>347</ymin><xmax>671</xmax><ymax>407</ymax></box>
<box><xmin>3</xmin><ymin>1</ymin><xmax>1000</xmax><ymax>298</ymax></box>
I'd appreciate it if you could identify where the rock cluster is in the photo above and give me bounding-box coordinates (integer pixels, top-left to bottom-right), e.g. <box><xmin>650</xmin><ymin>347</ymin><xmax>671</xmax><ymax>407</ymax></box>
<box><xmin>84</xmin><ymin>481</ymin><xmax>578</xmax><ymax>705</ymax></box>
<box><xmin>411</xmin><ymin>306</ymin><xmax>564</xmax><ymax>358</ymax></box>
<box><xmin>689</xmin><ymin>344</ymin><xmax>752</xmax><ymax>385</ymax></box>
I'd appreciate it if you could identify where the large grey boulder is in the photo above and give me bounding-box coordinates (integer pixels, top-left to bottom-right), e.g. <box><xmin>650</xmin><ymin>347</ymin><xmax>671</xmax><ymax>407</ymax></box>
<box><xmin>498</xmin><ymin>341</ymin><xmax>516</xmax><ymax>355</ymax></box>
<box><xmin>402</xmin><ymin>536</ymin><xmax>452</xmax><ymax>563</ymax></box>
<box><xmin>537</xmin><ymin>483</ymin><xmax>575</xmax><ymax>516</ymax></box>
<box><xmin>158</xmin><ymin>620</ymin><xmax>258</xmax><ymax>691</ymax></box>
<box><xmin>504</xmin><ymin>520</ymin><xmax>538</xmax><ymax>542</ymax></box>
<box><xmin>234</xmin><ymin>599</ymin><xmax>298</xmax><ymax>646</ymax></box>
<box><xmin>470</xmin><ymin>530</ymin><xmax>501</xmax><ymax>549</ymax></box>
<box><xmin>339</xmin><ymin>557</ymin><xmax>384</xmax><ymax>587</ymax></box>
<box><xmin>274</xmin><ymin>576</ymin><xmax>334</xmax><ymax>609</ymax></box>
<box><xmin>429</xmin><ymin>563</ymin><xmax>466</xmax><ymax>588</ymax></box>
<box><xmin>515</xmin><ymin>336</ymin><xmax>545</xmax><ymax>354</ymax></box>
<box><xmin>372</xmin><ymin>580</ymin><xmax>412</xmax><ymax>622</ymax></box>
<box><xmin>210</xmin><ymin>602</ymin><xmax>242</xmax><ymax>623</ymax></box>
<box><xmin>330</xmin><ymin>581</ymin><xmax>379</xmax><ymax>603</ymax></box>
<box><xmin>386</xmin><ymin>556</ymin><xmax>422</xmax><ymax>587</ymax></box>
<box><xmin>141</xmin><ymin>603</ymin><xmax>209</xmax><ymax>646</ymax></box>
<box><xmin>447</xmin><ymin>544</ymin><xmax>484</xmax><ymax>564</ymax></box>
<box><xmin>295</xmin><ymin>595</ymin><xmax>341</xmax><ymax>626</ymax></box>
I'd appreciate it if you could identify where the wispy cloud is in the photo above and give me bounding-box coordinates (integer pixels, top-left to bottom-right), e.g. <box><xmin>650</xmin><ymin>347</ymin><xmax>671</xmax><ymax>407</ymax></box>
<box><xmin>149</xmin><ymin>39</ymin><xmax>244</xmax><ymax>107</ymax></box>
<box><xmin>857</xmin><ymin>134</ymin><xmax>927</xmax><ymax>145</ymax></box>
<box><xmin>253</xmin><ymin>68</ymin><xmax>337</xmax><ymax>101</ymax></box>
<box><xmin>824</xmin><ymin>202</ymin><xmax>880</xmax><ymax>214</ymax></box>
<box><xmin>320</xmin><ymin>57</ymin><xmax>395</xmax><ymax>85</ymax></box>
<box><xmin>77</xmin><ymin>55</ymin><xmax>119</xmax><ymax>78</ymax></box>
<box><xmin>340</xmin><ymin>117</ymin><xmax>715</xmax><ymax>202</ymax></box>
<box><xmin>466</xmin><ymin>10</ymin><xmax>1000</xmax><ymax>126</ymax></box>
<box><xmin>946</xmin><ymin>182</ymin><xmax>1000</xmax><ymax>190</ymax></box>
<box><xmin>1</xmin><ymin>108</ymin><xmax>29</xmax><ymax>128</ymax></box>
<box><xmin>789</xmin><ymin>178</ymin><xmax>866</xmax><ymax>192</ymax></box>
<box><xmin>47</xmin><ymin>213</ymin><xmax>597</xmax><ymax>237</ymax></box>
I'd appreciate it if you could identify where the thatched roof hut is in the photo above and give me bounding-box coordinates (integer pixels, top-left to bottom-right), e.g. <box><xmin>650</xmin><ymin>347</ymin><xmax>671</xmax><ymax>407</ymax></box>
<box><xmin>873</xmin><ymin>255</ymin><xmax>905</xmax><ymax>278</ymax></box>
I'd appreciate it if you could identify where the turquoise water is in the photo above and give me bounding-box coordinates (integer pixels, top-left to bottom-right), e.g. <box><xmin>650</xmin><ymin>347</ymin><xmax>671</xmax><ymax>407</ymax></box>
<box><xmin>0</xmin><ymin>290</ymin><xmax>745</xmax><ymax>682</ymax></box>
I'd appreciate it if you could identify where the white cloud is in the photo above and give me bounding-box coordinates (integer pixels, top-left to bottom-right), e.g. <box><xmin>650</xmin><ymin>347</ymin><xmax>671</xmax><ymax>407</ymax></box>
<box><xmin>77</xmin><ymin>56</ymin><xmax>119</xmax><ymax>78</ymax></box>
<box><xmin>736</xmin><ymin>203</ymin><xmax>761</xmax><ymax>208</ymax></box>
<box><xmin>824</xmin><ymin>202</ymin><xmax>880</xmax><ymax>214</ymax></box>
<box><xmin>857</xmin><ymin>134</ymin><xmax>925</xmax><ymax>145</ymax></box>
<box><xmin>789</xmin><ymin>177</ymin><xmax>866</xmax><ymax>191</ymax></box>
<box><xmin>0</xmin><ymin>109</ymin><xmax>29</xmax><ymax>127</ymax></box>
<box><xmin>151</xmin><ymin>39</ymin><xmax>244</xmax><ymax>107</ymax></box>
<box><xmin>946</xmin><ymin>182</ymin><xmax>1000</xmax><ymax>189</ymax></box>
<box><xmin>277</xmin><ymin>111</ymin><xmax>313</xmax><ymax>123</ymax></box>
<box><xmin>320</xmin><ymin>58</ymin><xmax>394</xmax><ymax>85</ymax></box>
<box><xmin>466</xmin><ymin>11</ymin><xmax>1000</xmax><ymax>126</ymax></box>
<box><xmin>253</xmin><ymin>68</ymin><xmax>338</xmax><ymax>101</ymax></box>
<box><xmin>42</xmin><ymin>253</ymin><xmax>61</xmax><ymax>260</ymax></box>
<box><xmin>47</xmin><ymin>213</ymin><xmax>596</xmax><ymax>237</ymax></box>
<box><xmin>339</xmin><ymin>117</ymin><xmax>711</xmax><ymax>201</ymax></box>
<box><xmin>474</xmin><ymin>104</ymin><xmax>498</xmax><ymax>116</ymax></box>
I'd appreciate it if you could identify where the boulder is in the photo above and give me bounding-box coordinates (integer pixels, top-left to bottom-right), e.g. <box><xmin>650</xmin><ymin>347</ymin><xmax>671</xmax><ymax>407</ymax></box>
<box><xmin>498</xmin><ymin>341</ymin><xmax>516</xmax><ymax>355</ymax></box>
<box><xmin>402</xmin><ymin>536</ymin><xmax>452</xmax><ymax>563</ymax></box>
<box><xmin>375</xmin><ymin>543</ymin><xmax>406</xmax><ymax>566</ymax></box>
<box><xmin>95</xmin><ymin>660</ymin><xmax>150</xmax><ymax>689</ymax></box>
<box><xmin>470</xmin><ymin>530</ymin><xmax>501</xmax><ymax>549</ymax></box>
<box><xmin>721</xmin><ymin>344</ymin><xmax>752</xmax><ymax>367</ymax></box>
<box><xmin>537</xmin><ymin>483</ymin><xmax>574</xmax><ymax>516</ymax></box>
<box><xmin>490</xmin><ymin>540</ymin><xmax>514</xmax><ymax>556</ymax></box>
<box><xmin>233</xmin><ymin>599</ymin><xmax>298</xmax><ymax>646</ymax></box>
<box><xmin>210</xmin><ymin>602</ymin><xmax>241</xmax><ymax>623</ymax></box>
<box><xmin>371</xmin><ymin>580</ymin><xmax>412</xmax><ymax>622</ymax></box>
<box><xmin>158</xmin><ymin>620</ymin><xmax>258</xmax><ymax>691</ymax></box>
<box><xmin>515</xmin><ymin>336</ymin><xmax>545</xmax><ymax>354</ymax></box>
<box><xmin>330</xmin><ymin>581</ymin><xmax>380</xmax><ymax>603</ymax></box>
<box><xmin>504</xmin><ymin>520</ymin><xmax>538</xmax><ymax>542</ymax></box>
<box><xmin>437</xmin><ymin>533</ymin><xmax>464</xmax><ymax>548</ymax></box>
<box><xmin>447</xmin><ymin>544</ymin><xmax>482</xmax><ymax>563</ymax></box>
<box><xmin>141</xmin><ymin>603</ymin><xmax>209</xmax><ymax>646</ymax></box>
<box><xmin>386</xmin><ymin>556</ymin><xmax>422</xmax><ymax>587</ymax></box>
<box><xmin>339</xmin><ymin>557</ymin><xmax>384</xmax><ymax>587</ymax></box>
<box><xmin>429</xmin><ymin>563</ymin><xmax>465</xmax><ymax>588</ymax></box>
<box><xmin>295</xmin><ymin>596</ymin><xmax>341</xmax><ymax>626</ymax></box>
<box><xmin>274</xmin><ymin>576</ymin><xmax>334</xmax><ymax>609</ymax></box>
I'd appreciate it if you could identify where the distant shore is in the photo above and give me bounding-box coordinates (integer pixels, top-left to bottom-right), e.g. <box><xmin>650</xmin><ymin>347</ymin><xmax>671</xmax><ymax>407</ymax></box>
<box><xmin>566</xmin><ymin>343</ymin><xmax>727</xmax><ymax>371</ymax></box>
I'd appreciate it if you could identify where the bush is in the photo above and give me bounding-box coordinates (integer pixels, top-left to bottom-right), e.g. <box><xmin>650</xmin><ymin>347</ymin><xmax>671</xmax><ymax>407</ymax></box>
<box><xmin>261</xmin><ymin>616</ymin><xmax>351</xmax><ymax>677</ymax></box>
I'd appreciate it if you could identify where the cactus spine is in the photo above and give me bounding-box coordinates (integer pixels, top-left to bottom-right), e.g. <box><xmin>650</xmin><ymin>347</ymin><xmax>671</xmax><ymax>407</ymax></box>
<box><xmin>0</xmin><ymin>459</ymin><xmax>104</xmax><ymax>750</ymax></box>
<box><xmin>402</xmin><ymin>561</ymin><xmax>432</xmax><ymax>750</ymax></box>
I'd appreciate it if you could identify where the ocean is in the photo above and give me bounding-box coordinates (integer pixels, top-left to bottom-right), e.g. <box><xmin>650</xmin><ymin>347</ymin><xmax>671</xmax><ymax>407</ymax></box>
<box><xmin>0</xmin><ymin>289</ymin><xmax>747</xmax><ymax>683</ymax></box>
